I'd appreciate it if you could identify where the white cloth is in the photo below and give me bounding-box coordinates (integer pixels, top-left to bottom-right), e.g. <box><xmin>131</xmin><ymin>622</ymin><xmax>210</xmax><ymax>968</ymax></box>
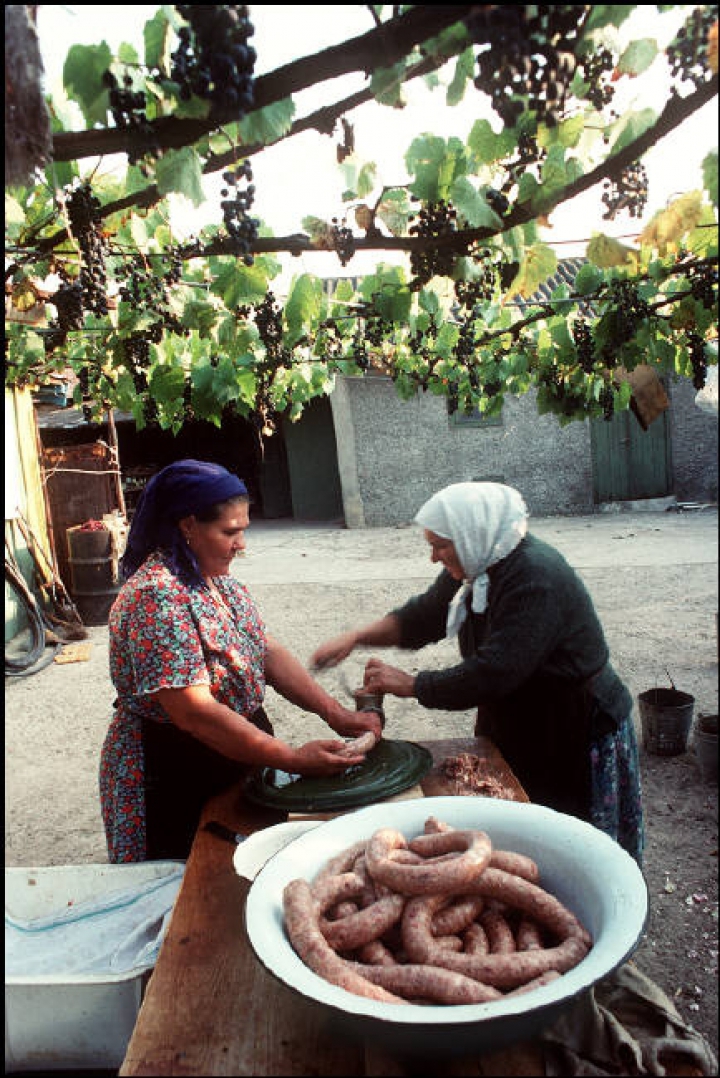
<box><xmin>5</xmin><ymin>864</ymin><xmax>185</xmax><ymax>977</ymax></box>
<box><xmin>414</xmin><ymin>482</ymin><xmax>529</xmax><ymax>637</ymax></box>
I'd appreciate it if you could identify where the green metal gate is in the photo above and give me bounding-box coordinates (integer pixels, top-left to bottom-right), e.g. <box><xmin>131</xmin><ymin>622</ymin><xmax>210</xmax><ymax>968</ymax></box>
<box><xmin>590</xmin><ymin>406</ymin><xmax>672</xmax><ymax>503</ymax></box>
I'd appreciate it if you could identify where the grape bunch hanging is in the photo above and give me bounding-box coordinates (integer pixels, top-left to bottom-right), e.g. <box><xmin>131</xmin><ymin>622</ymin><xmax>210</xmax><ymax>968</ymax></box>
<box><xmin>67</xmin><ymin>182</ymin><xmax>109</xmax><ymax>319</ymax></box>
<box><xmin>601</xmin><ymin>161</ymin><xmax>649</xmax><ymax>220</ymax></box>
<box><xmin>220</xmin><ymin>162</ymin><xmax>259</xmax><ymax>264</ymax></box>
<box><xmin>170</xmin><ymin>5</ymin><xmax>256</xmax><ymax>119</ymax></box>
<box><xmin>667</xmin><ymin>6</ymin><xmax>718</xmax><ymax>91</ymax></box>
<box><xmin>467</xmin><ymin>6</ymin><xmax>588</xmax><ymax>127</ymax></box>
<box><xmin>102</xmin><ymin>70</ymin><xmax>160</xmax><ymax>165</ymax></box>
<box><xmin>408</xmin><ymin>198</ymin><xmax>459</xmax><ymax>289</ymax></box>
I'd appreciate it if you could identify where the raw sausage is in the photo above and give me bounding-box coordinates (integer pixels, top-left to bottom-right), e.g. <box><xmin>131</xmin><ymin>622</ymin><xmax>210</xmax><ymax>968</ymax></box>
<box><xmin>282</xmin><ymin>878</ymin><xmax>404</xmax><ymax>1003</ymax></box>
<box><xmin>367</xmin><ymin>827</ymin><xmax>492</xmax><ymax>895</ymax></box>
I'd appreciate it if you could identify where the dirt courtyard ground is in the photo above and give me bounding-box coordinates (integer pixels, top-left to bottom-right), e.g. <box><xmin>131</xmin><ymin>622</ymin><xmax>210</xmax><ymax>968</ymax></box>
<box><xmin>5</xmin><ymin>506</ymin><xmax>718</xmax><ymax>1057</ymax></box>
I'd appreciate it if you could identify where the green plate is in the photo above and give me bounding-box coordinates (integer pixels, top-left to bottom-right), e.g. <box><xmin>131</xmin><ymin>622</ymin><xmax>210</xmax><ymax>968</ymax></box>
<box><xmin>244</xmin><ymin>739</ymin><xmax>433</xmax><ymax>812</ymax></box>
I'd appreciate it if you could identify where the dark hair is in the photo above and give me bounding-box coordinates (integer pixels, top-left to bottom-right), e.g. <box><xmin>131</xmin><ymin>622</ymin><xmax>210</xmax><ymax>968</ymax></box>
<box><xmin>193</xmin><ymin>492</ymin><xmax>250</xmax><ymax>523</ymax></box>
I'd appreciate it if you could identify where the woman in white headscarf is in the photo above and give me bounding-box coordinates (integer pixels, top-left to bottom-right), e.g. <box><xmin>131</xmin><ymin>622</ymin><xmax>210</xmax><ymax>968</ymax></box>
<box><xmin>311</xmin><ymin>481</ymin><xmax>644</xmax><ymax>865</ymax></box>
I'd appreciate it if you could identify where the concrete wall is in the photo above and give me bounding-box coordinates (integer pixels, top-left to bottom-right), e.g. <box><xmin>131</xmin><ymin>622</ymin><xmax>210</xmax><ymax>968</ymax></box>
<box><xmin>330</xmin><ymin>375</ymin><xmax>594</xmax><ymax>526</ymax></box>
<box><xmin>330</xmin><ymin>372</ymin><xmax>717</xmax><ymax>527</ymax></box>
<box><xmin>666</xmin><ymin>376</ymin><xmax>718</xmax><ymax>504</ymax></box>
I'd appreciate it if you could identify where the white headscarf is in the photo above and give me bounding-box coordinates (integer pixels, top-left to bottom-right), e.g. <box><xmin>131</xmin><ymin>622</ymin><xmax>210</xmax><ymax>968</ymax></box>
<box><xmin>414</xmin><ymin>482</ymin><xmax>529</xmax><ymax>637</ymax></box>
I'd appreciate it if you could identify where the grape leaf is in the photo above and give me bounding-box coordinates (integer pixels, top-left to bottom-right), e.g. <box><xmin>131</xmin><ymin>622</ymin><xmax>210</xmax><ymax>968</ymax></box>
<box><xmin>504</xmin><ymin>244</ymin><xmax>558</xmax><ymax>300</ymax></box>
<box><xmin>155</xmin><ymin>147</ymin><xmax>205</xmax><ymax>205</ymax></box>
<box><xmin>63</xmin><ymin>43</ymin><xmax>112</xmax><ymax>127</ymax></box>
<box><xmin>618</xmin><ymin>38</ymin><xmax>658</xmax><ymax>76</ymax></box>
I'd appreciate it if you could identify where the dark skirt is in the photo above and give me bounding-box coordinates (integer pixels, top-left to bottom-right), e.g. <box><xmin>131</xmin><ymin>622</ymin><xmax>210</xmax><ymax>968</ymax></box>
<box><xmin>474</xmin><ymin>672</ymin><xmax>644</xmax><ymax>864</ymax></box>
<box><xmin>142</xmin><ymin>707</ymin><xmax>273</xmax><ymax>860</ymax></box>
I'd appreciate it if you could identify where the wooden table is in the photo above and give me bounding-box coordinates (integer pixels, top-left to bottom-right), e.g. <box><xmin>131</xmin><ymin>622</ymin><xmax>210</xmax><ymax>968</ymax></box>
<box><xmin>116</xmin><ymin>738</ymin><xmax>546</xmax><ymax>1076</ymax></box>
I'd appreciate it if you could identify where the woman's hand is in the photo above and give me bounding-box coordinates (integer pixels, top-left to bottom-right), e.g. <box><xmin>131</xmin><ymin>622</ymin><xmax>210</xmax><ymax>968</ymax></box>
<box><xmin>364</xmin><ymin>657</ymin><xmax>417</xmax><ymax>699</ymax></box>
<box><xmin>324</xmin><ymin>701</ymin><xmax>383</xmax><ymax>741</ymax></box>
<box><xmin>290</xmin><ymin>739</ymin><xmax>367</xmax><ymax>776</ymax></box>
<box><xmin>309</xmin><ymin>631</ymin><xmax>359</xmax><ymax>670</ymax></box>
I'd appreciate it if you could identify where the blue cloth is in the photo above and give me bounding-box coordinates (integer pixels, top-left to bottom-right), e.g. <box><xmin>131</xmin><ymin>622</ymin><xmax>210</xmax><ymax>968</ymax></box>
<box><xmin>121</xmin><ymin>459</ymin><xmax>247</xmax><ymax>586</ymax></box>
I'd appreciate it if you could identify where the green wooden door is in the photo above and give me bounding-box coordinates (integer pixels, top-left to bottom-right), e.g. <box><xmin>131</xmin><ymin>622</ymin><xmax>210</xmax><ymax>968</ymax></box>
<box><xmin>590</xmin><ymin>406</ymin><xmax>672</xmax><ymax>503</ymax></box>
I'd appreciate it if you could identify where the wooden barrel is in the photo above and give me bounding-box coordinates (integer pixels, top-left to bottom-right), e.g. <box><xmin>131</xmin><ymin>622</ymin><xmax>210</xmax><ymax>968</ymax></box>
<box><xmin>66</xmin><ymin>525</ymin><xmax>121</xmax><ymax>626</ymax></box>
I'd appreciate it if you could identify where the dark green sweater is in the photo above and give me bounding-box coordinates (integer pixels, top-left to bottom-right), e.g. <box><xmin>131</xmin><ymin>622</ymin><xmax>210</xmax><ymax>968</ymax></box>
<box><xmin>393</xmin><ymin>532</ymin><xmax>632</xmax><ymax>725</ymax></box>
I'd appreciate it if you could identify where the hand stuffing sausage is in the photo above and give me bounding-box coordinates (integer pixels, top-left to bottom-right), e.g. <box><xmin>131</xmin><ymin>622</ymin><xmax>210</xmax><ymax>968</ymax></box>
<box><xmin>281</xmin><ymin>816</ymin><xmax>592</xmax><ymax>1005</ymax></box>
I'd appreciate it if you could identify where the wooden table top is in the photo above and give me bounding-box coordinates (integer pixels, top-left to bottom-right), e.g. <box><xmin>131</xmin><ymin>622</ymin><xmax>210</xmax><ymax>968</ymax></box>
<box><xmin>116</xmin><ymin>737</ymin><xmax>543</xmax><ymax>1076</ymax></box>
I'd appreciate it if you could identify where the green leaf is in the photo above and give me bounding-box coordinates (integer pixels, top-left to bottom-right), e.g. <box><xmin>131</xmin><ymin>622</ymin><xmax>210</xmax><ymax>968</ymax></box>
<box><xmin>702</xmin><ymin>150</ymin><xmax>718</xmax><ymax>207</ymax></box>
<box><xmin>62</xmin><ymin>42</ymin><xmax>113</xmax><ymax>126</ymax></box>
<box><xmin>144</xmin><ymin>9</ymin><xmax>174</xmax><ymax>75</ymax></box>
<box><xmin>583</xmin><ymin>6</ymin><xmax>635</xmax><ymax>34</ymax></box>
<box><xmin>370</xmin><ymin>61</ymin><xmax>408</xmax><ymax>107</ymax></box>
<box><xmin>149</xmin><ymin>364</ymin><xmax>186</xmax><ymax>404</ymax></box>
<box><xmin>618</xmin><ymin>38</ymin><xmax>658</xmax><ymax>77</ymax></box>
<box><xmin>376</xmin><ymin>189</ymin><xmax>411</xmax><ymax>236</ymax></box>
<box><xmin>155</xmin><ymin>147</ymin><xmax>205</xmax><ymax>205</ymax></box>
<box><xmin>355</xmin><ymin>161</ymin><xmax>378</xmax><ymax>200</ymax></box>
<box><xmin>446</xmin><ymin>47</ymin><xmax>475</xmax><ymax>106</ymax></box>
<box><xmin>450</xmin><ymin>178</ymin><xmax>503</xmax><ymax>229</ymax></box>
<box><xmin>610</xmin><ymin>108</ymin><xmax>657</xmax><ymax>154</ymax></box>
<box><xmin>209</xmin><ymin>258</ymin><xmax>271</xmax><ymax>307</ymax></box>
<box><xmin>505</xmin><ymin>244</ymin><xmax>557</xmax><ymax>300</ymax></box>
<box><xmin>573</xmin><ymin>263</ymin><xmax>604</xmax><ymax>296</ymax></box>
<box><xmin>237</xmin><ymin>99</ymin><xmax>296</xmax><ymax>144</ymax></box>
<box><xmin>285</xmin><ymin>274</ymin><xmax>323</xmax><ymax>344</ymax></box>
<box><xmin>181</xmin><ymin>299</ymin><xmax>219</xmax><ymax>336</ymax></box>
<box><xmin>466</xmin><ymin>119</ymin><xmax>516</xmax><ymax>166</ymax></box>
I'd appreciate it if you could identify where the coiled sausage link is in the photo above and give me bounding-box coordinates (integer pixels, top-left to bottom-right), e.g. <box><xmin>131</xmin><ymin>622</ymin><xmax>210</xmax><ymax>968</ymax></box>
<box><xmin>401</xmin><ymin>892</ymin><xmax>590</xmax><ymax>989</ymax></box>
<box><xmin>320</xmin><ymin>893</ymin><xmax>406</xmax><ymax>951</ymax></box>
<box><xmin>282</xmin><ymin>879</ymin><xmax>404</xmax><ymax>1003</ymax></box>
<box><xmin>346</xmin><ymin>961</ymin><xmax>503</xmax><ymax>1004</ymax></box>
<box><xmin>367</xmin><ymin>828</ymin><xmax>492</xmax><ymax>895</ymax></box>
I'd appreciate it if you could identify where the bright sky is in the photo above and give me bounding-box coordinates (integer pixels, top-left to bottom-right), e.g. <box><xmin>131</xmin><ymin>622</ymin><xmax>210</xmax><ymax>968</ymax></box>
<box><xmin>35</xmin><ymin>4</ymin><xmax>718</xmax><ymax>286</ymax></box>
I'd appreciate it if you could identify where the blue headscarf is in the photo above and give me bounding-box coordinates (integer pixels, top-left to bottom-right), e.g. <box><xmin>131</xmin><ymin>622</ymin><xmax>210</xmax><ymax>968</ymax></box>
<box><xmin>121</xmin><ymin>459</ymin><xmax>248</xmax><ymax>586</ymax></box>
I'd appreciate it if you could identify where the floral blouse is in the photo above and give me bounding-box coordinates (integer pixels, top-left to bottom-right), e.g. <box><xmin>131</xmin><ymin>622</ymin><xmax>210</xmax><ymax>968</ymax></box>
<box><xmin>99</xmin><ymin>552</ymin><xmax>267</xmax><ymax>862</ymax></box>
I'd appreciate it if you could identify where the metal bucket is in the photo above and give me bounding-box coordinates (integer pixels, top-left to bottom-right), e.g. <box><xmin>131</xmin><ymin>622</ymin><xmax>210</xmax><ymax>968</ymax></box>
<box><xmin>638</xmin><ymin>687</ymin><xmax>694</xmax><ymax>756</ymax></box>
<box><xmin>67</xmin><ymin>525</ymin><xmax>120</xmax><ymax>627</ymax></box>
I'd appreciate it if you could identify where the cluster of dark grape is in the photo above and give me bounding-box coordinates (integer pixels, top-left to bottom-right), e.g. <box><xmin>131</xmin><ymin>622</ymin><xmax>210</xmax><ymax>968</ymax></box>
<box><xmin>598</xmin><ymin>383</ymin><xmax>615</xmax><ymax>421</ymax></box>
<box><xmin>330</xmin><ymin>217</ymin><xmax>356</xmax><ymax>267</ymax></box>
<box><xmin>538</xmin><ymin>367</ymin><xmax>586</xmax><ymax>418</ymax></box>
<box><xmin>578</xmin><ymin>46</ymin><xmax>617</xmax><ymax>109</ymax></box>
<box><xmin>454</xmin><ymin>248</ymin><xmax>498</xmax><ymax>310</ymax></box>
<box><xmin>48</xmin><ymin>281</ymin><xmax>84</xmax><ymax>332</ymax></box>
<box><xmin>220</xmin><ymin>162</ymin><xmax>258</xmax><ymax>264</ymax></box>
<box><xmin>686</xmin><ymin>331</ymin><xmax>709</xmax><ymax>390</ymax></box>
<box><xmin>102</xmin><ymin>70</ymin><xmax>160</xmax><ymax>165</ymax></box>
<box><xmin>65</xmin><ymin>181</ymin><xmax>109</xmax><ymax>318</ymax></box>
<box><xmin>598</xmin><ymin>279</ymin><xmax>652</xmax><ymax>360</ymax></box>
<box><xmin>170</xmin><ymin>5</ymin><xmax>256</xmax><ymax>119</ymax></box>
<box><xmin>468</xmin><ymin>6</ymin><xmax>586</xmax><ymax>127</ymax></box>
<box><xmin>601</xmin><ymin>161</ymin><xmax>649</xmax><ymax>220</ymax></box>
<box><xmin>667</xmin><ymin>6</ymin><xmax>717</xmax><ymax>90</ymax></box>
<box><xmin>251</xmin><ymin>291</ymin><xmax>292</xmax><ymax>369</ymax></box>
<box><xmin>454</xmin><ymin>314</ymin><xmax>478</xmax><ymax>368</ymax></box>
<box><xmin>350</xmin><ymin>330</ymin><xmax>370</xmax><ymax>371</ymax></box>
<box><xmin>116</xmin><ymin>251</ymin><xmax>187</xmax><ymax>337</ymax></box>
<box><xmin>689</xmin><ymin>259</ymin><xmax>718</xmax><ymax>310</ymax></box>
<box><xmin>572</xmin><ymin>317</ymin><xmax>596</xmax><ymax>373</ymax></box>
<box><xmin>500</xmin><ymin>130</ymin><xmax>546</xmax><ymax>197</ymax></box>
<box><xmin>408</xmin><ymin>199</ymin><xmax>459</xmax><ymax>289</ymax></box>
<box><xmin>122</xmin><ymin>334</ymin><xmax>151</xmax><ymax>395</ymax></box>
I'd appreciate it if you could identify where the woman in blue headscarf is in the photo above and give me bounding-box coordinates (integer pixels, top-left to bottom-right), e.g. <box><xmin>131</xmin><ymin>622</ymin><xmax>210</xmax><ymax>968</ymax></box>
<box><xmin>312</xmin><ymin>481</ymin><xmax>644</xmax><ymax>866</ymax></box>
<box><xmin>100</xmin><ymin>459</ymin><xmax>380</xmax><ymax>862</ymax></box>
